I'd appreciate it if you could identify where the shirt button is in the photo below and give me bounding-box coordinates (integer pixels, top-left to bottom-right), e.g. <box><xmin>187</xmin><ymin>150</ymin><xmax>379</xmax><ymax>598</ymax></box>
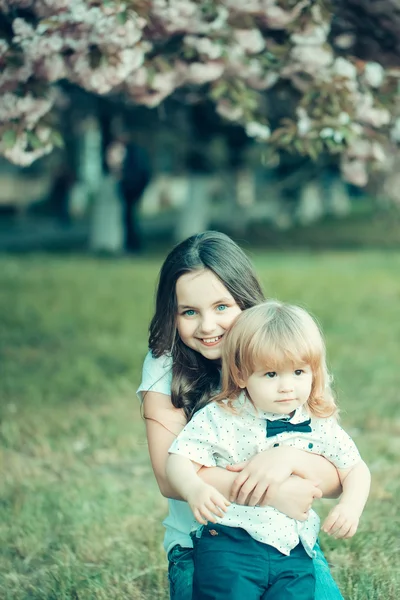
<box><xmin>308</xmin><ymin>443</ymin><xmax>313</xmax><ymax>449</ymax></box>
<box><xmin>273</xmin><ymin>443</ymin><xmax>279</xmax><ymax>447</ymax></box>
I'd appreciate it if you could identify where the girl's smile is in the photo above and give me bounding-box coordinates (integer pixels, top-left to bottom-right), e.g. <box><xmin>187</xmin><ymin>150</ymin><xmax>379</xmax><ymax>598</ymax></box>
<box><xmin>176</xmin><ymin>269</ymin><xmax>242</xmax><ymax>360</ymax></box>
<box><xmin>198</xmin><ymin>335</ymin><xmax>224</xmax><ymax>346</ymax></box>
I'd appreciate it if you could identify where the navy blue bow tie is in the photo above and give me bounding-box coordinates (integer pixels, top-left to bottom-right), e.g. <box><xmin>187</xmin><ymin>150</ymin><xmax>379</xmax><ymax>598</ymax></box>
<box><xmin>266</xmin><ymin>417</ymin><xmax>312</xmax><ymax>438</ymax></box>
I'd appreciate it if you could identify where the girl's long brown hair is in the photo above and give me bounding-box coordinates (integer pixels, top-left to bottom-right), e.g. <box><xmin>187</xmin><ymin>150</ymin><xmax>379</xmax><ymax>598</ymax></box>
<box><xmin>148</xmin><ymin>231</ymin><xmax>265</xmax><ymax>421</ymax></box>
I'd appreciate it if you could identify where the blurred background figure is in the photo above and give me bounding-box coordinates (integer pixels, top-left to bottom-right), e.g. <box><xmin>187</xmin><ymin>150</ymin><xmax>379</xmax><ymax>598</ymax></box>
<box><xmin>104</xmin><ymin>137</ymin><xmax>152</xmax><ymax>255</ymax></box>
<box><xmin>118</xmin><ymin>141</ymin><xmax>152</xmax><ymax>254</ymax></box>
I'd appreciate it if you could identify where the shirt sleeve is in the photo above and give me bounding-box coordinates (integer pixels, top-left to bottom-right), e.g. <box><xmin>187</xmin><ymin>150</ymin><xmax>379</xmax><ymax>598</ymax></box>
<box><xmin>169</xmin><ymin>405</ymin><xmax>222</xmax><ymax>467</ymax></box>
<box><xmin>318</xmin><ymin>417</ymin><xmax>361</xmax><ymax>469</ymax></box>
<box><xmin>136</xmin><ymin>351</ymin><xmax>173</xmax><ymax>402</ymax></box>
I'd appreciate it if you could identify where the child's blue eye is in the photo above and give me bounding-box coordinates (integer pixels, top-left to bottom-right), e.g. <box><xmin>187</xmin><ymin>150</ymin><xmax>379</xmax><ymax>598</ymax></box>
<box><xmin>216</xmin><ymin>304</ymin><xmax>227</xmax><ymax>311</ymax></box>
<box><xmin>265</xmin><ymin>372</ymin><xmax>277</xmax><ymax>378</ymax></box>
<box><xmin>183</xmin><ymin>309</ymin><xmax>196</xmax><ymax>316</ymax></box>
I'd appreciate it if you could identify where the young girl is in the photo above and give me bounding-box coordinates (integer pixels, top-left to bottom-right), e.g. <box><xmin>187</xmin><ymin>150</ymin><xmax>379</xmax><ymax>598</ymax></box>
<box><xmin>137</xmin><ymin>231</ymin><xmax>346</xmax><ymax>600</ymax></box>
<box><xmin>166</xmin><ymin>301</ymin><xmax>371</xmax><ymax>600</ymax></box>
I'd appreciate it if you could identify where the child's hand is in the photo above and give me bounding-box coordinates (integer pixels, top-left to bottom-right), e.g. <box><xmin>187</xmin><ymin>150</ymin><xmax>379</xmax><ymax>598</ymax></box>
<box><xmin>227</xmin><ymin>447</ymin><xmax>296</xmax><ymax>506</ymax></box>
<box><xmin>187</xmin><ymin>482</ymin><xmax>230</xmax><ymax>525</ymax></box>
<box><xmin>321</xmin><ymin>503</ymin><xmax>360</xmax><ymax>539</ymax></box>
<box><xmin>267</xmin><ymin>476</ymin><xmax>322</xmax><ymax>520</ymax></box>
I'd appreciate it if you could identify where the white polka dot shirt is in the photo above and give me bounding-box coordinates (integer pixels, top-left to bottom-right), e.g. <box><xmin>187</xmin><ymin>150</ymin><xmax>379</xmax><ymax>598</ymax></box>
<box><xmin>169</xmin><ymin>393</ymin><xmax>361</xmax><ymax>557</ymax></box>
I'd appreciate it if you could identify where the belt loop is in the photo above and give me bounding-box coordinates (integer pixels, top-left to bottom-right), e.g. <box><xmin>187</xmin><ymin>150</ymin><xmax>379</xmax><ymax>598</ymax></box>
<box><xmin>195</xmin><ymin>525</ymin><xmax>204</xmax><ymax>539</ymax></box>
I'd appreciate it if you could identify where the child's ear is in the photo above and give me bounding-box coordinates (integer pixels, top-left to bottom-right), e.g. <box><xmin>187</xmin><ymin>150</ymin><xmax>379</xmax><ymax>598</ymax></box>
<box><xmin>237</xmin><ymin>374</ymin><xmax>246</xmax><ymax>389</ymax></box>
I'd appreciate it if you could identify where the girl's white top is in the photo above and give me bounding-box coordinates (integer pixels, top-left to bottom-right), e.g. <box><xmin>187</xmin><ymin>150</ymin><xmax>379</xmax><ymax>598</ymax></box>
<box><xmin>169</xmin><ymin>394</ymin><xmax>361</xmax><ymax>557</ymax></box>
<box><xmin>137</xmin><ymin>351</ymin><xmax>195</xmax><ymax>554</ymax></box>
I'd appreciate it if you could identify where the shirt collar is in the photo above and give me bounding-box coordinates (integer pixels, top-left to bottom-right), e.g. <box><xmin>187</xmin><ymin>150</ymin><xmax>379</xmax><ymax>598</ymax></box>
<box><xmin>234</xmin><ymin>392</ymin><xmax>310</xmax><ymax>423</ymax></box>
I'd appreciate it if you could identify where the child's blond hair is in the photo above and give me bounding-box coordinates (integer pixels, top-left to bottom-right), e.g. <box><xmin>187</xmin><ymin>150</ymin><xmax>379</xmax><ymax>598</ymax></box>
<box><xmin>215</xmin><ymin>300</ymin><xmax>338</xmax><ymax>419</ymax></box>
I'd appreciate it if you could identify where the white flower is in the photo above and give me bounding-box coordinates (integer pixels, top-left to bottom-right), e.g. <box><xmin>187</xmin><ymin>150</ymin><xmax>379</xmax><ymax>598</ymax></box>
<box><xmin>297</xmin><ymin>107</ymin><xmax>312</xmax><ymax>136</ymax></box>
<box><xmin>320</xmin><ymin>127</ymin><xmax>335</xmax><ymax>139</ymax></box>
<box><xmin>334</xmin><ymin>33</ymin><xmax>356</xmax><ymax>50</ymax></box>
<box><xmin>363</xmin><ymin>62</ymin><xmax>385</xmax><ymax>88</ymax></box>
<box><xmin>347</xmin><ymin>139</ymin><xmax>371</xmax><ymax>159</ymax></box>
<box><xmin>184</xmin><ymin>36</ymin><xmax>222</xmax><ymax>60</ymax></box>
<box><xmin>264</xmin><ymin>1</ymin><xmax>310</xmax><ymax>29</ymax></box>
<box><xmin>390</xmin><ymin>117</ymin><xmax>400</xmax><ymax>143</ymax></box>
<box><xmin>333</xmin><ymin>131</ymin><xmax>344</xmax><ymax>143</ymax></box>
<box><xmin>216</xmin><ymin>100</ymin><xmax>243</xmax><ymax>122</ymax></box>
<box><xmin>187</xmin><ymin>61</ymin><xmax>224</xmax><ymax>84</ymax></box>
<box><xmin>245</xmin><ymin>121</ymin><xmax>271</xmax><ymax>140</ymax></box>
<box><xmin>291</xmin><ymin>23</ymin><xmax>330</xmax><ymax>46</ymax></box>
<box><xmin>291</xmin><ymin>45</ymin><xmax>333</xmax><ymax>72</ymax></box>
<box><xmin>206</xmin><ymin>6</ymin><xmax>229</xmax><ymax>31</ymax></box>
<box><xmin>359</xmin><ymin>106</ymin><xmax>391</xmax><ymax>128</ymax></box>
<box><xmin>371</xmin><ymin>142</ymin><xmax>386</xmax><ymax>163</ymax></box>
<box><xmin>234</xmin><ymin>29</ymin><xmax>265</xmax><ymax>55</ymax></box>
<box><xmin>338</xmin><ymin>112</ymin><xmax>350</xmax><ymax>125</ymax></box>
<box><xmin>1</xmin><ymin>132</ymin><xmax>52</xmax><ymax>167</ymax></box>
<box><xmin>341</xmin><ymin>158</ymin><xmax>368</xmax><ymax>187</ymax></box>
<box><xmin>333</xmin><ymin>57</ymin><xmax>357</xmax><ymax>80</ymax></box>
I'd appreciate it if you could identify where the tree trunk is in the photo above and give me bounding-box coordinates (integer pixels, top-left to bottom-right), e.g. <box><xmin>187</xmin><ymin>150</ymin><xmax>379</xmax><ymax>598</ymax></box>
<box><xmin>174</xmin><ymin>174</ymin><xmax>212</xmax><ymax>242</ymax></box>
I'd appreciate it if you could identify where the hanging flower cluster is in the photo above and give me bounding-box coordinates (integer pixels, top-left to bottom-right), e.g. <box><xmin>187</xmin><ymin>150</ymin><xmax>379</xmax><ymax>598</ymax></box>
<box><xmin>0</xmin><ymin>0</ymin><xmax>398</xmax><ymax>185</ymax></box>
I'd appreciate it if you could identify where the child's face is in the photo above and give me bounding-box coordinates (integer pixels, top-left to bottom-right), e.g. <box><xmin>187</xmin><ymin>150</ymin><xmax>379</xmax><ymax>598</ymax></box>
<box><xmin>241</xmin><ymin>362</ymin><xmax>313</xmax><ymax>415</ymax></box>
<box><xmin>176</xmin><ymin>269</ymin><xmax>242</xmax><ymax>361</ymax></box>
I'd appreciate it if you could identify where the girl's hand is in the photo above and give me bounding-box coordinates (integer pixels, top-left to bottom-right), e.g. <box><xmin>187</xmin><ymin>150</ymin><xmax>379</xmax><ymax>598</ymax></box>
<box><xmin>266</xmin><ymin>476</ymin><xmax>322</xmax><ymax>520</ymax></box>
<box><xmin>186</xmin><ymin>482</ymin><xmax>230</xmax><ymax>525</ymax></box>
<box><xmin>321</xmin><ymin>502</ymin><xmax>360</xmax><ymax>539</ymax></box>
<box><xmin>227</xmin><ymin>446</ymin><xmax>298</xmax><ymax>506</ymax></box>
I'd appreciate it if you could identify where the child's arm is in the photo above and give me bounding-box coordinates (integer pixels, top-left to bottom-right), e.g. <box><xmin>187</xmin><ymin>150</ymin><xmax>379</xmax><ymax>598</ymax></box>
<box><xmin>322</xmin><ymin>460</ymin><xmax>371</xmax><ymax>539</ymax></box>
<box><xmin>166</xmin><ymin>453</ymin><xmax>230</xmax><ymax>525</ymax></box>
<box><xmin>226</xmin><ymin>445</ymin><xmax>341</xmax><ymax>505</ymax></box>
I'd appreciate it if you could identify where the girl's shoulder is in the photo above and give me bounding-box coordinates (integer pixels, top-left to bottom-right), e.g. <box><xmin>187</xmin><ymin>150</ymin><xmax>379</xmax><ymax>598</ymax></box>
<box><xmin>142</xmin><ymin>350</ymin><xmax>173</xmax><ymax>374</ymax></box>
<box><xmin>136</xmin><ymin>350</ymin><xmax>173</xmax><ymax>400</ymax></box>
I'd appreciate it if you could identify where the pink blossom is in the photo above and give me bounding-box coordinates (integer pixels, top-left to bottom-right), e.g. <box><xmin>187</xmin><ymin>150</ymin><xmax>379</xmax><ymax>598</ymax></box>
<box><xmin>341</xmin><ymin>158</ymin><xmax>368</xmax><ymax>187</ymax></box>
<box><xmin>223</xmin><ymin>0</ymin><xmax>263</xmax><ymax>14</ymax></box>
<box><xmin>263</xmin><ymin>1</ymin><xmax>310</xmax><ymax>29</ymax></box>
<box><xmin>186</xmin><ymin>62</ymin><xmax>225</xmax><ymax>84</ymax></box>
<box><xmin>246</xmin><ymin>64</ymin><xmax>279</xmax><ymax>90</ymax></box>
<box><xmin>291</xmin><ymin>23</ymin><xmax>330</xmax><ymax>46</ymax></box>
<box><xmin>233</xmin><ymin>29</ymin><xmax>265</xmax><ymax>55</ymax></box>
<box><xmin>184</xmin><ymin>36</ymin><xmax>223</xmax><ymax>60</ymax></box>
<box><xmin>332</xmin><ymin>57</ymin><xmax>357</xmax><ymax>81</ymax></box>
<box><xmin>1</xmin><ymin>132</ymin><xmax>53</xmax><ymax>167</ymax></box>
<box><xmin>287</xmin><ymin>45</ymin><xmax>333</xmax><ymax>75</ymax></box>
<box><xmin>346</xmin><ymin>139</ymin><xmax>372</xmax><ymax>160</ymax></box>
<box><xmin>356</xmin><ymin>95</ymin><xmax>391</xmax><ymax>128</ymax></box>
<box><xmin>151</xmin><ymin>70</ymin><xmax>180</xmax><ymax>94</ymax></box>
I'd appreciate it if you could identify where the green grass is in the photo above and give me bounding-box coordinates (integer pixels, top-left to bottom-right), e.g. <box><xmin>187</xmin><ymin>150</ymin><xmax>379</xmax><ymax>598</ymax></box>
<box><xmin>1</xmin><ymin>250</ymin><xmax>400</xmax><ymax>599</ymax></box>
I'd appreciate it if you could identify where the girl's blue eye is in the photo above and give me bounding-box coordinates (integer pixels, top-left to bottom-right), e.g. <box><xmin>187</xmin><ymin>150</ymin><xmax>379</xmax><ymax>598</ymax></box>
<box><xmin>183</xmin><ymin>309</ymin><xmax>196</xmax><ymax>316</ymax></box>
<box><xmin>265</xmin><ymin>372</ymin><xmax>277</xmax><ymax>378</ymax></box>
<box><xmin>217</xmin><ymin>304</ymin><xmax>227</xmax><ymax>311</ymax></box>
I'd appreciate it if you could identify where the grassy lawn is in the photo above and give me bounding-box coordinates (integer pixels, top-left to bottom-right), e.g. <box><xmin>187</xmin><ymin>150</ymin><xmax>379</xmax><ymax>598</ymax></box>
<box><xmin>1</xmin><ymin>248</ymin><xmax>400</xmax><ymax>599</ymax></box>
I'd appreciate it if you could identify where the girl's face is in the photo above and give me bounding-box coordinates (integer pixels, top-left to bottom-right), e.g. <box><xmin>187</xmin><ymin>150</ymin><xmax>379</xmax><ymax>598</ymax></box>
<box><xmin>242</xmin><ymin>362</ymin><xmax>313</xmax><ymax>415</ymax></box>
<box><xmin>176</xmin><ymin>269</ymin><xmax>242</xmax><ymax>360</ymax></box>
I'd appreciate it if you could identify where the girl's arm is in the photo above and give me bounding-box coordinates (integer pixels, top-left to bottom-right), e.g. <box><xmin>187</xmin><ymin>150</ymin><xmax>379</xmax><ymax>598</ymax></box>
<box><xmin>322</xmin><ymin>460</ymin><xmax>371</xmax><ymax>539</ymax></box>
<box><xmin>143</xmin><ymin>391</ymin><xmax>239</xmax><ymax>499</ymax></box>
<box><xmin>166</xmin><ymin>454</ymin><xmax>230</xmax><ymax>524</ymax></box>
<box><xmin>227</xmin><ymin>446</ymin><xmax>342</xmax><ymax>506</ymax></box>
